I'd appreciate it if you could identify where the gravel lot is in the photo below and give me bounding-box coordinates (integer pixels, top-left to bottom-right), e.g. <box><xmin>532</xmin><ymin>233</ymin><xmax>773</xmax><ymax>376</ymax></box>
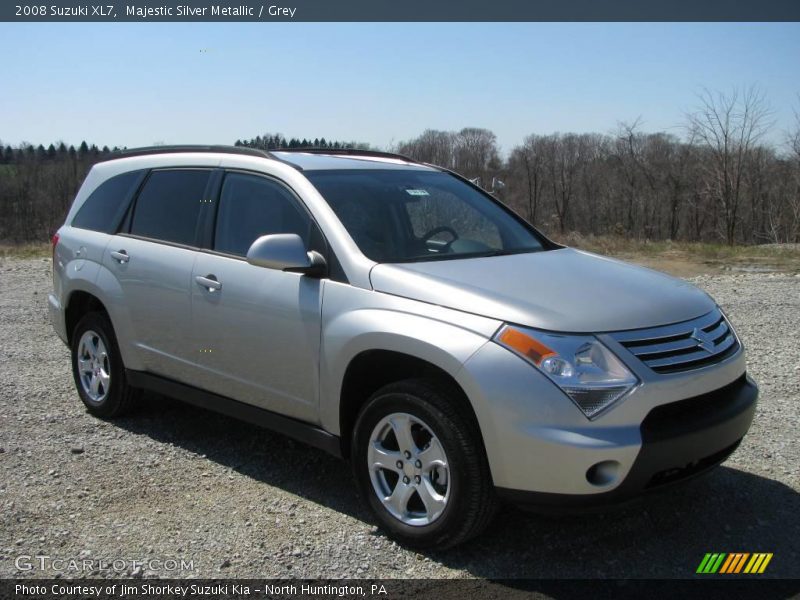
<box><xmin>0</xmin><ymin>257</ymin><xmax>798</xmax><ymax>579</ymax></box>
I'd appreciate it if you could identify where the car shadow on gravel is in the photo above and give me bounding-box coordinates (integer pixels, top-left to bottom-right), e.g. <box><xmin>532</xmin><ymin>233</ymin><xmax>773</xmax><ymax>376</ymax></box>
<box><xmin>116</xmin><ymin>392</ymin><xmax>798</xmax><ymax>579</ymax></box>
<box><xmin>115</xmin><ymin>392</ymin><xmax>371</xmax><ymax>519</ymax></box>
<box><xmin>433</xmin><ymin>469</ymin><xmax>799</xmax><ymax>579</ymax></box>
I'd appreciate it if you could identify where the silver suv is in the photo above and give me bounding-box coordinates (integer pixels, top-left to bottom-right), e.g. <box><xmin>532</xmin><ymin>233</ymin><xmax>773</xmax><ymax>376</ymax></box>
<box><xmin>49</xmin><ymin>146</ymin><xmax>758</xmax><ymax>548</ymax></box>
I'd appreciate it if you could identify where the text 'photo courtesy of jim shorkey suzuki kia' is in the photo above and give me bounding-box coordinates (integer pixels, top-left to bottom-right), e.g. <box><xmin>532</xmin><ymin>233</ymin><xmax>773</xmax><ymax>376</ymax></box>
<box><xmin>48</xmin><ymin>145</ymin><xmax>758</xmax><ymax>549</ymax></box>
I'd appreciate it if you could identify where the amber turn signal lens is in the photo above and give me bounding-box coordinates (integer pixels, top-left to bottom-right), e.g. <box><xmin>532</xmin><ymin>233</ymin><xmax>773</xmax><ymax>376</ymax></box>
<box><xmin>497</xmin><ymin>327</ymin><xmax>556</xmax><ymax>365</ymax></box>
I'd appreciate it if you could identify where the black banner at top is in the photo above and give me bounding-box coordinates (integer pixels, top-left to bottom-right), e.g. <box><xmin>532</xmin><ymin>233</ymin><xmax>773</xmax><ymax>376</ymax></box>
<box><xmin>2</xmin><ymin>0</ymin><xmax>800</xmax><ymax>22</ymax></box>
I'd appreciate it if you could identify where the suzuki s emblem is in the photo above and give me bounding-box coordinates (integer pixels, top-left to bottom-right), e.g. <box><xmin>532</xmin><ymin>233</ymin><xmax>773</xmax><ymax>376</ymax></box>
<box><xmin>691</xmin><ymin>328</ymin><xmax>715</xmax><ymax>353</ymax></box>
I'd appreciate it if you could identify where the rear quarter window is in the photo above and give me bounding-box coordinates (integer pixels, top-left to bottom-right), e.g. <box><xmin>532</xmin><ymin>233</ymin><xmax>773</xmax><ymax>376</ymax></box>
<box><xmin>71</xmin><ymin>170</ymin><xmax>143</xmax><ymax>234</ymax></box>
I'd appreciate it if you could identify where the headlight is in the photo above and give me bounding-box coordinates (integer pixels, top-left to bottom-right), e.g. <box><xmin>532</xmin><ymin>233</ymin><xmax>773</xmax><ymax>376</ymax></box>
<box><xmin>493</xmin><ymin>324</ymin><xmax>638</xmax><ymax>419</ymax></box>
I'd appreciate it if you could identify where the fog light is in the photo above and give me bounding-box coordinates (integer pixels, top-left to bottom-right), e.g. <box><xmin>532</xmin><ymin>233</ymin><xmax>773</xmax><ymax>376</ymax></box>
<box><xmin>586</xmin><ymin>460</ymin><xmax>620</xmax><ymax>486</ymax></box>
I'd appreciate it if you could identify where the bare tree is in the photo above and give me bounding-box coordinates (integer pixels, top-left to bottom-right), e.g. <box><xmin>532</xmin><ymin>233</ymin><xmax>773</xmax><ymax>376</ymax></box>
<box><xmin>396</xmin><ymin>129</ymin><xmax>456</xmax><ymax>168</ymax></box>
<box><xmin>542</xmin><ymin>134</ymin><xmax>586</xmax><ymax>233</ymax></box>
<box><xmin>508</xmin><ymin>134</ymin><xmax>545</xmax><ymax>225</ymax></box>
<box><xmin>686</xmin><ymin>86</ymin><xmax>773</xmax><ymax>244</ymax></box>
<box><xmin>453</xmin><ymin>128</ymin><xmax>501</xmax><ymax>181</ymax></box>
<box><xmin>786</xmin><ymin>100</ymin><xmax>800</xmax><ymax>242</ymax></box>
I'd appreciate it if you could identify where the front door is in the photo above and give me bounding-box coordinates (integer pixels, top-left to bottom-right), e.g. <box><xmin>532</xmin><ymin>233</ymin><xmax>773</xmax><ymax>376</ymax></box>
<box><xmin>190</xmin><ymin>171</ymin><xmax>324</xmax><ymax>423</ymax></box>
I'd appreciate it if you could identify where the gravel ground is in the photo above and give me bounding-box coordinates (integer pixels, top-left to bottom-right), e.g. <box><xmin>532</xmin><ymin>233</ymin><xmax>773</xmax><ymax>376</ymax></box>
<box><xmin>0</xmin><ymin>257</ymin><xmax>798</xmax><ymax>579</ymax></box>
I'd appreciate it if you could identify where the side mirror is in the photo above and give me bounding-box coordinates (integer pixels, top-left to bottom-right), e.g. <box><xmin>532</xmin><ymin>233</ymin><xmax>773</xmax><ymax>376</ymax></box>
<box><xmin>246</xmin><ymin>234</ymin><xmax>327</xmax><ymax>277</ymax></box>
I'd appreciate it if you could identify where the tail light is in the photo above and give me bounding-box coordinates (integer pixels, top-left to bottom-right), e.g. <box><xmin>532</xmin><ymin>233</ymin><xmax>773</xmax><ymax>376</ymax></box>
<box><xmin>51</xmin><ymin>232</ymin><xmax>59</xmax><ymax>263</ymax></box>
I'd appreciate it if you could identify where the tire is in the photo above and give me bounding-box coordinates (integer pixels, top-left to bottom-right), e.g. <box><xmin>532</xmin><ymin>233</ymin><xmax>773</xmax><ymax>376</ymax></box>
<box><xmin>70</xmin><ymin>312</ymin><xmax>139</xmax><ymax>418</ymax></box>
<box><xmin>351</xmin><ymin>378</ymin><xmax>497</xmax><ymax>549</ymax></box>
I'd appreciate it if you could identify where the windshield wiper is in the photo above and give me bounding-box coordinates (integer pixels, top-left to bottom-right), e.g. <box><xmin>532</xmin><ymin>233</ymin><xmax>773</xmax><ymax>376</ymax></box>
<box><xmin>396</xmin><ymin>247</ymin><xmax>541</xmax><ymax>263</ymax></box>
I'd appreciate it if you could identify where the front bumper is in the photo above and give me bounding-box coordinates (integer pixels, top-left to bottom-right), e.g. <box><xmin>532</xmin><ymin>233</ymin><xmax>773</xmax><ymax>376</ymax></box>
<box><xmin>496</xmin><ymin>373</ymin><xmax>758</xmax><ymax>509</ymax></box>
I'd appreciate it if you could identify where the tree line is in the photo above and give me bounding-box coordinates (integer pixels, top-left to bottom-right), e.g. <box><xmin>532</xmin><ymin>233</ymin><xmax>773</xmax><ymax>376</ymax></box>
<box><xmin>0</xmin><ymin>137</ymin><xmax>361</xmax><ymax>242</ymax></box>
<box><xmin>234</xmin><ymin>134</ymin><xmax>368</xmax><ymax>151</ymax></box>
<box><xmin>1</xmin><ymin>86</ymin><xmax>798</xmax><ymax>245</ymax></box>
<box><xmin>0</xmin><ymin>142</ymin><xmax>120</xmax><ymax>242</ymax></box>
<box><xmin>395</xmin><ymin>88</ymin><xmax>800</xmax><ymax>245</ymax></box>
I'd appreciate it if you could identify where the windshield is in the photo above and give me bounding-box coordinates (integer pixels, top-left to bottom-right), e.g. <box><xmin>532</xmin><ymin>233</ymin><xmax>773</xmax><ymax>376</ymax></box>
<box><xmin>305</xmin><ymin>169</ymin><xmax>545</xmax><ymax>263</ymax></box>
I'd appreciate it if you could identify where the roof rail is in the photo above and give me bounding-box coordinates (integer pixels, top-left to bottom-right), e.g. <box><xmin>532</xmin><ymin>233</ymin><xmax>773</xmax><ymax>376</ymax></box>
<box><xmin>273</xmin><ymin>147</ymin><xmax>420</xmax><ymax>164</ymax></box>
<box><xmin>104</xmin><ymin>145</ymin><xmax>273</xmax><ymax>161</ymax></box>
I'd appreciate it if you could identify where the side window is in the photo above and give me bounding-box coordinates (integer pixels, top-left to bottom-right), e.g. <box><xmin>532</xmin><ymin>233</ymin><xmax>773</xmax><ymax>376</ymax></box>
<box><xmin>72</xmin><ymin>170</ymin><xmax>143</xmax><ymax>233</ymax></box>
<box><xmin>214</xmin><ymin>173</ymin><xmax>314</xmax><ymax>257</ymax></box>
<box><xmin>130</xmin><ymin>169</ymin><xmax>210</xmax><ymax>246</ymax></box>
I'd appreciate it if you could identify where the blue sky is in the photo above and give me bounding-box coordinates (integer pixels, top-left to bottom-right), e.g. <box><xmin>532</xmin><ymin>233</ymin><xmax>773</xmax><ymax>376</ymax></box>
<box><xmin>1</xmin><ymin>22</ymin><xmax>798</xmax><ymax>153</ymax></box>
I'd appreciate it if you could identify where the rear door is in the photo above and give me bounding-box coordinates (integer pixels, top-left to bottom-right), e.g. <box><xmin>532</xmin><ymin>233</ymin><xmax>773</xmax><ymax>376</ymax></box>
<box><xmin>104</xmin><ymin>168</ymin><xmax>214</xmax><ymax>381</ymax></box>
<box><xmin>190</xmin><ymin>171</ymin><xmax>325</xmax><ymax>422</ymax></box>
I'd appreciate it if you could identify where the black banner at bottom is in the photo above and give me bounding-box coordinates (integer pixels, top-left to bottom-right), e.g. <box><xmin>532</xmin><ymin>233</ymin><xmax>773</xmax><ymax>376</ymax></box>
<box><xmin>2</xmin><ymin>579</ymin><xmax>799</xmax><ymax>600</ymax></box>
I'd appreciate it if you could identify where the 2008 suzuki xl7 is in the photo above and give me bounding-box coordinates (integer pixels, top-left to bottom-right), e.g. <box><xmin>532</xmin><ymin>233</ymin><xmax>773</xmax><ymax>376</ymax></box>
<box><xmin>49</xmin><ymin>146</ymin><xmax>758</xmax><ymax>548</ymax></box>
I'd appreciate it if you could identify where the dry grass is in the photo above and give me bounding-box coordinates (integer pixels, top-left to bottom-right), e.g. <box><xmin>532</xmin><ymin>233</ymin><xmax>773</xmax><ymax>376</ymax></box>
<box><xmin>0</xmin><ymin>243</ymin><xmax>51</xmax><ymax>259</ymax></box>
<box><xmin>1</xmin><ymin>236</ymin><xmax>799</xmax><ymax>276</ymax></box>
<box><xmin>554</xmin><ymin>233</ymin><xmax>800</xmax><ymax>276</ymax></box>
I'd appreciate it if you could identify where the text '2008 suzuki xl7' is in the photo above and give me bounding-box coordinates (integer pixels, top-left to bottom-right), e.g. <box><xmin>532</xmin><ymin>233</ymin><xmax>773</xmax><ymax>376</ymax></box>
<box><xmin>49</xmin><ymin>146</ymin><xmax>758</xmax><ymax>548</ymax></box>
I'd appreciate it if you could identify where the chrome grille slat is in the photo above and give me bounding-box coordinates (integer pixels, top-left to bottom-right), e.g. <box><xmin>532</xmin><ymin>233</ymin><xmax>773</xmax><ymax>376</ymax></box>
<box><xmin>610</xmin><ymin>308</ymin><xmax>739</xmax><ymax>374</ymax></box>
<box><xmin>630</xmin><ymin>337</ymin><xmax>702</xmax><ymax>359</ymax></box>
<box><xmin>645</xmin><ymin>335</ymin><xmax>737</xmax><ymax>369</ymax></box>
<box><xmin>706</xmin><ymin>320</ymin><xmax>729</xmax><ymax>342</ymax></box>
<box><xmin>611</xmin><ymin>309</ymin><xmax>721</xmax><ymax>344</ymax></box>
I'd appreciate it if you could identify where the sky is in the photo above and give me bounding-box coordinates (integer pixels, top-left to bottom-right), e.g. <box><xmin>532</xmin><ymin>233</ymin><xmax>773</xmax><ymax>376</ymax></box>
<box><xmin>1</xmin><ymin>22</ymin><xmax>799</xmax><ymax>154</ymax></box>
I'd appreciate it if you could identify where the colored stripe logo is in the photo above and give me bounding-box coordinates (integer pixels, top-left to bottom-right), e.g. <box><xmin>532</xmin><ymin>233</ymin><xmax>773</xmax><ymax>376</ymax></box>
<box><xmin>697</xmin><ymin>552</ymin><xmax>773</xmax><ymax>574</ymax></box>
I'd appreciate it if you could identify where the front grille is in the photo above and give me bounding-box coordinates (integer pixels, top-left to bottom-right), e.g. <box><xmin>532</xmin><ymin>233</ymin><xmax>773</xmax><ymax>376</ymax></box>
<box><xmin>610</xmin><ymin>308</ymin><xmax>739</xmax><ymax>374</ymax></box>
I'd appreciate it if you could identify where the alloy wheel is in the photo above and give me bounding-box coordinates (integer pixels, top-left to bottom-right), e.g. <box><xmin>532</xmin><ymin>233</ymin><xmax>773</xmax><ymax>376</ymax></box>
<box><xmin>367</xmin><ymin>412</ymin><xmax>450</xmax><ymax>526</ymax></box>
<box><xmin>76</xmin><ymin>330</ymin><xmax>111</xmax><ymax>403</ymax></box>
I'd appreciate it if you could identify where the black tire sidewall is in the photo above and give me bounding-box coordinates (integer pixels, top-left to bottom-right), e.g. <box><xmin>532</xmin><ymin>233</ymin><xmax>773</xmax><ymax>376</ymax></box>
<box><xmin>70</xmin><ymin>312</ymin><xmax>126</xmax><ymax>418</ymax></box>
<box><xmin>352</xmin><ymin>386</ymin><xmax>479</xmax><ymax>547</ymax></box>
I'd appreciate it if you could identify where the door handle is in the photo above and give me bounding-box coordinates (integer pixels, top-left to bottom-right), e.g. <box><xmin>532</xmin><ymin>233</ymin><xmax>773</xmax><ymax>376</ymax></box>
<box><xmin>195</xmin><ymin>274</ymin><xmax>222</xmax><ymax>292</ymax></box>
<box><xmin>110</xmin><ymin>250</ymin><xmax>129</xmax><ymax>264</ymax></box>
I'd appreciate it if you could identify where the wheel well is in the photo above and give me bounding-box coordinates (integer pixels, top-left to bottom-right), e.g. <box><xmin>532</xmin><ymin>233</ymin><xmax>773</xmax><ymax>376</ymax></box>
<box><xmin>338</xmin><ymin>350</ymin><xmax>477</xmax><ymax>458</ymax></box>
<box><xmin>65</xmin><ymin>291</ymin><xmax>108</xmax><ymax>345</ymax></box>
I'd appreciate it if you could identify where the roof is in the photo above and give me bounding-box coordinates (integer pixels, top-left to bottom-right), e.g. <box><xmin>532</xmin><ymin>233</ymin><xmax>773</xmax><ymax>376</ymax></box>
<box><xmin>271</xmin><ymin>151</ymin><xmax>436</xmax><ymax>171</ymax></box>
<box><xmin>101</xmin><ymin>145</ymin><xmax>437</xmax><ymax>172</ymax></box>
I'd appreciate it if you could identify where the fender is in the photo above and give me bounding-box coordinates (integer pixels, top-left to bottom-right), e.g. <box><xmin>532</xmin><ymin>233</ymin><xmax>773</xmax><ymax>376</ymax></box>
<box><xmin>318</xmin><ymin>280</ymin><xmax>501</xmax><ymax>435</ymax></box>
<box><xmin>63</xmin><ymin>260</ymin><xmax>146</xmax><ymax>372</ymax></box>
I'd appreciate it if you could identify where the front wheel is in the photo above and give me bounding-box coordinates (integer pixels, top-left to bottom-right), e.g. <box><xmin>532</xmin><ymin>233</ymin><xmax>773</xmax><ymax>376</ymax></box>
<box><xmin>352</xmin><ymin>379</ymin><xmax>497</xmax><ymax>549</ymax></box>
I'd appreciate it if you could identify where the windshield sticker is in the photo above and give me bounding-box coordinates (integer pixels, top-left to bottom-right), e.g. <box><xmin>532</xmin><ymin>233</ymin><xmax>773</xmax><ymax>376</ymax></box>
<box><xmin>405</xmin><ymin>189</ymin><xmax>430</xmax><ymax>196</ymax></box>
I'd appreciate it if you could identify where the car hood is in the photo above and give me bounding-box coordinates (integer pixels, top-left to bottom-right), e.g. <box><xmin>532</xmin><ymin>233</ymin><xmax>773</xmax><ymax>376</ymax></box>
<box><xmin>369</xmin><ymin>248</ymin><xmax>716</xmax><ymax>332</ymax></box>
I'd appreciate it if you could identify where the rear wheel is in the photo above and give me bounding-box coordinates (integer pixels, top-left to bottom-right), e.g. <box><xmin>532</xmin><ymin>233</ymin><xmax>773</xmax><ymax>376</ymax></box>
<box><xmin>352</xmin><ymin>379</ymin><xmax>496</xmax><ymax>548</ymax></box>
<box><xmin>71</xmin><ymin>312</ymin><xmax>138</xmax><ymax>418</ymax></box>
